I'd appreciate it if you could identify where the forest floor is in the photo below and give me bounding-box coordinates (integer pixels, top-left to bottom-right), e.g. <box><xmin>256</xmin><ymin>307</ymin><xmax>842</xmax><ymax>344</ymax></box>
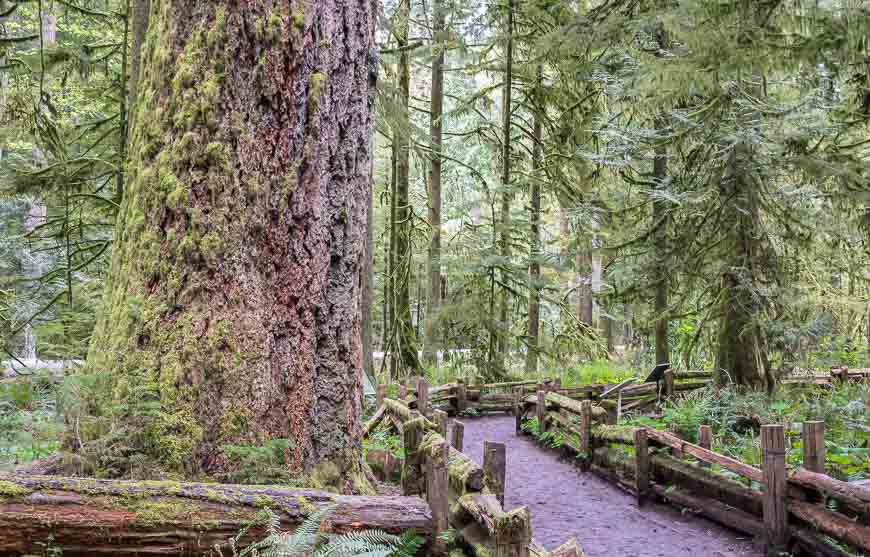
<box><xmin>458</xmin><ymin>415</ymin><xmax>763</xmax><ymax>557</ymax></box>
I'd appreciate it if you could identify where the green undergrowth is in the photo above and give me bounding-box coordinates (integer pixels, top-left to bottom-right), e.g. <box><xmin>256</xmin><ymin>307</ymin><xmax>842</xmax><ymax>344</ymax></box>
<box><xmin>0</xmin><ymin>373</ymin><xmax>63</xmax><ymax>471</ymax></box>
<box><xmin>626</xmin><ymin>382</ymin><xmax>870</xmax><ymax>481</ymax></box>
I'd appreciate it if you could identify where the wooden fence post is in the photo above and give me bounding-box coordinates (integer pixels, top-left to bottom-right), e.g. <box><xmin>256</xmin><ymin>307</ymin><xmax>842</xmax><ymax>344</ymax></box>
<box><xmin>761</xmin><ymin>424</ymin><xmax>788</xmax><ymax>555</ymax></box>
<box><xmin>376</xmin><ymin>384</ymin><xmax>386</xmax><ymax>407</ymax></box>
<box><xmin>426</xmin><ymin>438</ymin><xmax>449</xmax><ymax>554</ymax></box>
<box><xmin>513</xmin><ymin>387</ymin><xmax>522</xmax><ymax>434</ymax></box>
<box><xmin>634</xmin><ymin>428</ymin><xmax>650</xmax><ymax>506</ymax></box>
<box><xmin>663</xmin><ymin>369</ymin><xmax>674</xmax><ymax>399</ymax></box>
<box><xmin>456</xmin><ymin>379</ymin><xmax>467</xmax><ymax>413</ymax></box>
<box><xmin>484</xmin><ymin>441</ymin><xmax>507</xmax><ymax>507</ymax></box>
<box><xmin>451</xmin><ymin>420</ymin><xmax>464</xmax><ymax>452</ymax></box>
<box><xmin>417</xmin><ymin>377</ymin><xmax>429</xmax><ymax>417</ymax></box>
<box><xmin>802</xmin><ymin>421</ymin><xmax>825</xmax><ymax>474</ymax></box>
<box><xmin>536</xmin><ymin>390</ymin><xmax>547</xmax><ymax>433</ymax></box>
<box><xmin>401</xmin><ymin>418</ymin><xmax>424</xmax><ymax>496</ymax></box>
<box><xmin>698</xmin><ymin>425</ymin><xmax>712</xmax><ymax>468</ymax></box>
<box><xmin>579</xmin><ymin>400</ymin><xmax>592</xmax><ymax>471</ymax></box>
<box><xmin>398</xmin><ymin>383</ymin><xmax>407</xmax><ymax>400</ymax></box>
<box><xmin>553</xmin><ymin>377</ymin><xmax>562</xmax><ymax>391</ymax></box>
<box><xmin>434</xmin><ymin>409</ymin><xmax>448</xmax><ymax>437</ymax></box>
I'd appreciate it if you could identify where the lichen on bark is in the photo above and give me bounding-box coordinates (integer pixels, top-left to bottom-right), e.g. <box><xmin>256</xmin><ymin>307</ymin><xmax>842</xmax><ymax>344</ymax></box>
<box><xmin>78</xmin><ymin>0</ymin><xmax>377</xmax><ymax>490</ymax></box>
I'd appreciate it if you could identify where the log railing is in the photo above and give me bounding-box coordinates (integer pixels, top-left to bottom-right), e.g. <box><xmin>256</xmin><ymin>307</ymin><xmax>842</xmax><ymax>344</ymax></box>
<box><xmin>518</xmin><ymin>394</ymin><xmax>870</xmax><ymax>557</ymax></box>
<box><xmin>366</xmin><ymin>397</ymin><xmax>532</xmax><ymax>557</ymax></box>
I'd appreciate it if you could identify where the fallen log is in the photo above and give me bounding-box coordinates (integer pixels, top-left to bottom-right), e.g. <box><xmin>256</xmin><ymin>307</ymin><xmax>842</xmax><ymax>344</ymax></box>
<box><xmin>790</xmin><ymin>500</ymin><xmax>870</xmax><ymax>554</ymax></box>
<box><xmin>0</xmin><ymin>475</ymin><xmax>432</xmax><ymax>556</ymax></box>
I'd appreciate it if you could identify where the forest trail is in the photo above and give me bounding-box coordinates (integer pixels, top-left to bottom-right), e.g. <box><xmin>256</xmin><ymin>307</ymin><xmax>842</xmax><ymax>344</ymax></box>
<box><xmin>458</xmin><ymin>415</ymin><xmax>763</xmax><ymax>557</ymax></box>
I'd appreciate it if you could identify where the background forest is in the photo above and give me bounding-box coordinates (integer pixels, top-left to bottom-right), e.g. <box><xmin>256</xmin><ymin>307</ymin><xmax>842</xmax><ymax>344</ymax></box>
<box><xmin>2</xmin><ymin>1</ymin><xmax>870</xmax><ymax>399</ymax></box>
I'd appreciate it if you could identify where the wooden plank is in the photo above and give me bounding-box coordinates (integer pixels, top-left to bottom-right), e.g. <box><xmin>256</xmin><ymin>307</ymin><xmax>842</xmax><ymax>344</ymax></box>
<box><xmin>537</xmin><ymin>390</ymin><xmax>547</xmax><ymax>433</ymax></box>
<box><xmin>435</xmin><ymin>409</ymin><xmax>448</xmax><ymax>437</ymax></box>
<box><xmin>426</xmin><ymin>438</ymin><xmax>450</xmax><ymax>554</ymax></box>
<box><xmin>645</xmin><ymin>428</ymin><xmax>763</xmax><ymax>483</ymax></box>
<box><xmin>451</xmin><ymin>420</ymin><xmax>465</xmax><ymax>452</ymax></box>
<box><xmin>802</xmin><ymin>421</ymin><xmax>825</xmax><ymax>474</ymax></box>
<box><xmin>762</xmin><ymin>424</ymin><xmax>788</xmax><ymax>554</ymax></box>
<box><xmin>376</xmin><ymin>384</ymin><xmax>386</xmax><ymax>407</ymax></box>
<box><xmin>484</xmin><ymin>441</ymin><xmax>507</xmax><ymax>507</ymax></box>
<box><xmin>599</xmin><ymin>378</ymin><xmax>636</xmax><ymax>399</ymax></box>
<box><xmin>363</xmin><ymin>404</ymin><xmax>388</xmax><ymax>437</ymax></box>
<box><xmin>401</xmin><ymin>418</ymin><xmax>424</xmax><ymax>496</ymax></box>
<box><xmin>456</xmin><ymin>380</ymin><xmax>467</xmax><ymax>412</ymax></box>
<box><xmin>579</xmin><ymin>400</ymin><xmax>592</xmax><ymax>470</ymax></box>
<box><xmin>698</xmin><ymin>425</ymin><xmax>712</xmax><ymax>468</ymax></box>
<box><xmin>634</xmin><ymin>428</ymin><xmax>650</xmax><ymax>506</ymax></box>
<box><xmin>417</xmin><ymin>377</ymin><xmax>430</xmax><ymax>417</ymax></box>
<box><xmin>651</xmin><ymin>484</ymin><xmax>764</xmax><ymax>538</ymax></box>
<box><xmin>663</xmin><ymin>370</ymin><xmax>674</xmax><ymax>398</ymax></box>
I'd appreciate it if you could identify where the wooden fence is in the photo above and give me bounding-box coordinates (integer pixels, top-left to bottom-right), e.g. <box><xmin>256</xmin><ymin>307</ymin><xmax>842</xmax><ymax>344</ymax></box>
<box><xmin>375</xmin><ymin>371</ymin><xmax>711</xmax><ymax>419</ymax></box>
<box><xmin>365</xmin><ymin>397</ymin><xmax>586</xmax><ymax>557</ymax></box>
<box><xmin>518</xmin><ymin>391</ymin><xmax>870</xmax><ymax>557</ymax></box>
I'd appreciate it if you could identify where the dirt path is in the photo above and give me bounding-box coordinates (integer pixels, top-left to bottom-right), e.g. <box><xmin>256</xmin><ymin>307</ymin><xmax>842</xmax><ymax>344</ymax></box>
<box><xmin>457</xmin><ymin>415</ymin><xmax>762</xmax><ymax>557</ymax></box>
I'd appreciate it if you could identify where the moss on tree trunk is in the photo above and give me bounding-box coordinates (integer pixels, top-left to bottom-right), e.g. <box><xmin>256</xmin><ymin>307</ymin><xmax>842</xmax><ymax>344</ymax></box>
<box><xmin>80</xmin><ymin>0</ymin><xmax>377</xmax><ymax>488</ymax></box>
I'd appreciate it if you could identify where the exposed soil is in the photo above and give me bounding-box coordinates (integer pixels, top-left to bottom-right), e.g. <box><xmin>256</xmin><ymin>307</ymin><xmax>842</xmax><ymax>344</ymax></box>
<box><xmin>457</xmin><ymin>415</ymin><xmax>764</xmax><ymax>557</ymax></box>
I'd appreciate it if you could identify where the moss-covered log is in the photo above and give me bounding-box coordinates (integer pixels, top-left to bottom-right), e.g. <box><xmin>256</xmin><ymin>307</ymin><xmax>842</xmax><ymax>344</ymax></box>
<box><xmin>80</xmin><ymin>0</ymin><xmax>378</xmax><ymax>481</ymax></box>
<box><xmin>591</xmin><ymin>424</ymin><xmax>637</xmax><ymax>445</ymax></box>
<box><xmin>0</xmin><ymin>475</ymin><xmax>432</xmax><ymax>556</ymax></box>
<box><xmin>419</xmin><ymin>432</ymin><xmax>483</xmax><ymax>494</ymax></box>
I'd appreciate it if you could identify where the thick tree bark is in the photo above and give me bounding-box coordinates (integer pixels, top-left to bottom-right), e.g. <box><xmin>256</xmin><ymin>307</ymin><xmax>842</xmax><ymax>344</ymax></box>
<box><xmin>525</xmin><ymin>66</ymin><xmax>543</xmax><ymax>374</ymax></box>
<box><xmin>424</xmin><ymin>0</ymin><xmax>445</xmax><ymax>367</ymax></box>
<box><xmin>0</xmin><ymin>474</ymin><xmax>432</xmax><ymax>556</ymax></box>
<box><xmin>393</xmin><ymin>0</ymin><xmax>420</xmax><ymax>376</ymax></box>
<box><xmin>83</xmin><ymin>0</ymin><xmax>377</xmax><ymax>483</ymax></box>
<box><xmin>362</xmin><ymin>150</ymin><xmax>375</xmax><ymax>381</ymax></box>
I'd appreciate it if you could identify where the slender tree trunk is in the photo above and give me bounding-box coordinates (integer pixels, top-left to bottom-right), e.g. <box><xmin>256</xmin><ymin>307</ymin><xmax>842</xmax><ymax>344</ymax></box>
<box><xmin>714</xmin><ymin>142</ymin><xmax>772</xmax><ymax>390</ymax></box>
<box><xmin>388</xmin><ymin>138</ymin><xmax>398</xmax><ymax>379</ymax></box>
<box><xmin>424</xmin><ymin>0</ymin><xmax>445</xmax><ymax>366</ymax></box>
<box><xmin>394</xmin><ymin>0</ymin><xmax>420</xmax><ymax>375</ymax></box>
<box><xmin>525</xmin><ymin>65</ymin><xmax>543</xmax><ymax>374</ymax></box>
<box><xmin>496</xmin><ymin>0</ymin><xmax>514</xmax><ymax>360</ymax></box>
<box><xmin>577</xmin><ymin>245</ymin><xmax>593</xmax><ymax>328</ymax></box>
<box><xmin>83</xmin><ymin>0</ymin><xmax>377</xmax><ymax>486</ymax></box>
<box><xmin>362</xmin><ymin>156</ymin><xmax>375</xmax><ymax>382</ymax></box>
<box><xmin>653</xmin><ymin>126</ymin><xmax>670</xmax><ymax>366</ymax></box>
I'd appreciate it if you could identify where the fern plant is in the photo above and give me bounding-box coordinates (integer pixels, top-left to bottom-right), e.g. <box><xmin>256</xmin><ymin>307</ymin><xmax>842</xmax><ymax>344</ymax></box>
<box><xmin>216</xmin><ymin>504</ymin><xmax>423</xmax><ymax>557</ymax></box>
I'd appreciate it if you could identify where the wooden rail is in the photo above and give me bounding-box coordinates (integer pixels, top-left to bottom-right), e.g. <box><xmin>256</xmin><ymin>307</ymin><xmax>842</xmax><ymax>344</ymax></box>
<box><xmin>518</xmin><ymin>394</ymin><xmax>870</xmax><ymax>557</ymax></box>
<box><xmin>365</xmin><ymin>397</ymin><xmax>532</xmax><ymax>557</ymax></box>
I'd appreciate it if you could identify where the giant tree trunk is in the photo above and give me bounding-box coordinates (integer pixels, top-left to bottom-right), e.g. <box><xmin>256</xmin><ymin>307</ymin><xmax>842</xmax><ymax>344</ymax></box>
<box><xmin>83</xmin><ymin>0</ymin><xmax>377</xmax><ymax>483</ymax></box>
<box><xmin>392</xmin><ymin>0</ymin><xmax>420</xmax><ymax>376</ymax></box>
<box><xmin>423</xmin><ymin>0</ymin><xmax>445</xmax><ymax>367</ymax></box>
